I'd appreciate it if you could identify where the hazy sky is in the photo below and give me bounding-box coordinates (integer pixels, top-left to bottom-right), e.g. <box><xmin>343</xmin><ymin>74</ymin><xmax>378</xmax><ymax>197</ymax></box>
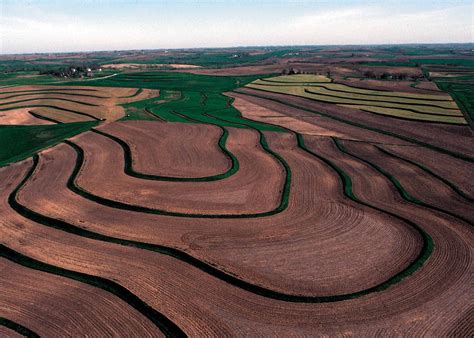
<box><xmin>1</xmin><ymin>0</ymin><xmax>473</xmax><ymax>54</ymax></box>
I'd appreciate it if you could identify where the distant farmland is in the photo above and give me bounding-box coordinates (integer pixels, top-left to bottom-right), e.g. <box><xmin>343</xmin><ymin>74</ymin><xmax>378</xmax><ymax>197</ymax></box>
<box><xmin>0</xmin><ymin>46</ymin><xmax>473</xmax><ymax>336</ymax></box>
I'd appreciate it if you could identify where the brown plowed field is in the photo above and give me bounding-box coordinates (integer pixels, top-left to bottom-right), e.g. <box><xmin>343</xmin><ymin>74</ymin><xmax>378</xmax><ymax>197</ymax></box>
<box><xmin>381</xmin><ymin>144</ymin><xmax>474</xmax><ymax>199</ymax></box>
<box><xmin>0</xmin><ymin>258</ymin><xmax>160</xmax><ymax>337</ymax></box>
<box><xmin>0</xmin><ymin>108</ymin><xmax>53</xmax><ymax>125</ymax></box>
<box><xmin>0</xmin><ymin>85</ymin><xmax>159</xmax><ymax>122</ymax></box>
<box><xmin>2</xmin><ymin>67</ymin><xmax>472</xmax><ymax>335</ymax></box>
<box><xmin>28</xmin><ymin>107</ymin><xmax>94</xmax><ymax>123</ymax></box>
<box><xmin>16</xmin><ymin>133</ymin><xmax>419</xmax><ymax>296</ymax></box>
<box><xmin>71</xmin><ymin>124</ymin><xmax>284</xmax><ymax>215</ymax></box>
<box><xmin>98</xmin><ymin>121</ymin><xmax>231</xmax><ymax>178</ymax></box>
<box><xmin>235</xmin><ymin>87</ymin><xmax>474</xmax><ymax>156</ymax></box>
<box><xmin>342</xmin><ymin>140</ymin><xmax>474</xmax><ymax>223</ymax></box>
<box><xmin>2</xmin><ymin>157</ymin><xmax>473</xmax><ymax>336</ymax></box>
<box><xmin>336</xmin><ymin>77</ymin><xmax>445</xmax><ymax>95</ymax></box>
<box><xmin>227</xmin><ymin>91</ymin><xmax>412</xmax><ymax>145</ymax></box>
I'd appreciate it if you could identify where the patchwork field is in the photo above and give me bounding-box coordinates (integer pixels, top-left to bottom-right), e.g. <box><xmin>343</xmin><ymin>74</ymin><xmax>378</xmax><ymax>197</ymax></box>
<box><xmin>1</xmin><ymin>46</ymin><xmax>473</xmax><ymax>336</ymax></box>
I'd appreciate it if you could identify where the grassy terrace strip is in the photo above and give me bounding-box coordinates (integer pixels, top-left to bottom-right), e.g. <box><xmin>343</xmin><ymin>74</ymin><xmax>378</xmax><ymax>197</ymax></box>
<box><xmin>257</xmin><ymin>80</ymin><xmax>454</xmax><ymax>103</ymax></box>
<box><xmin>63</xmin><ymin>119</ymin><xmax>290</xmax><ymax>218</ymax></box>
<box><xmin>209</xmin><ymin>112</ymin><xmax>433</xmax><ymax>300</ymax></box>
<box><xmin>351</xmin><ymin>106</ymin><xmax>466</xmax><ymax>125</ymax></box>
<box><xmin>0</xmin><ymin>91</ymin><xmax>109</xmax><ymax>100</ymax></box>
<box><xmin>0</xmin><ymin>244</ymin><xmax>185</xmax><ymax>338</ymax></box>
<box><xmin>27</xmin><ymin>110</ymin><xmax>62</xmax><ymax>124</ymax></box>
<box><xmin>119</xmin><ymin>88</ymin><xmax>142</xmax><ymax>98</ymax></box>
<box><xmin>0</xmin><ymin>121</ymin><xmax>99</xmax><ymax>167</ymax></box>
<box><xmin>0</xmin><ymin>317</ymin><xmax>40</xmax><ymax>338</ymax></box>
<box><xmin>7</xmin><ymin>164</ymin><xmax>185</xmax><ymax>338</ymax></box>
<box><xmin>233</xmin><ymin>89</ymin><xmax>474</xmax><ymax>163</ymax></box>
<box><xmin>0</xmin><ymin>105</ymin><xmax>100</xmax><ymax>121</ymax></box>
<box><xmin>334</xmin><ymin>139</ymin><xmax>473</xmax><ymax>227</ymax></box>
<box><xmin>251</xmin><ymin>84</ymin><xmax>461</xmax><ymax>114</ymax></box>
<box><xmin>92</xmin><ymin>126</ymin><xmax>240</xmax><ymax>182</ymax></box>
<box><xmin>11</xmin><ymin>153</ymin><xmax>430</xmax><ymax>303</ymax></box>
<box><xmin>302</xmin><ymin>89</ymin><xmax>459</xmax><ymax>111</ymax></box>
<box><xmin>376</xmin><ymin>146</ymin><xmax>473</xmax><ymax>202</ymax></box>
<box><xmin>0</xmin><ymin>97</ymin><xmax>100</xmax><ymax>107</ymax></box>
<box><xmin>0</xmin><ymin>87</ymin><xmax>100</xmax><ymax>95</ymax></box>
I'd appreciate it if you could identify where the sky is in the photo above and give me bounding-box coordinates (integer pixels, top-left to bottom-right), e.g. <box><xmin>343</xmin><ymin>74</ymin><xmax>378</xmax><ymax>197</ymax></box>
<box><xmin>0</xmin><ymin>0</ymin><xmax>473</xmax><ymax>54</ymax></box>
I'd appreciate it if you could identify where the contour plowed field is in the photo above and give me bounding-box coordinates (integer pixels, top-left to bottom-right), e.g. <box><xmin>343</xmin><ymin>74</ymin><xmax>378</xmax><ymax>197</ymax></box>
<box><xmin>1</xmin><ymin>72</ymin><xmax>472</xmax><ymax>336</ymax></box>
<box><xmin>98</xmin><ymin>121</ymin><xmax>232</xmax><ymax>178</ymax></box>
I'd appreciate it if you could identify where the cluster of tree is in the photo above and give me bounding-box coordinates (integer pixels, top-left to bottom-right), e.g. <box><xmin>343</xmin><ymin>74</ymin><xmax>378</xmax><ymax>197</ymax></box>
<box><xmin>363</xmin><ymin>70</ymin><xmax>423</xmax><ymax>81</ymax></box>
<box><xmin>39</xmin><ymin>64</ymin><xmax>101</xmax><ymax>78</ymax></box>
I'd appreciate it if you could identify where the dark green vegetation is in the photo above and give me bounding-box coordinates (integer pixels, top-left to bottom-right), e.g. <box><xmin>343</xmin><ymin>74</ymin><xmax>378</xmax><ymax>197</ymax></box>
<box><xmin>8</xmin><ymin>132</ymin><xmax>432</xmax><ymax>305</ymax></box>
<box><xmin>435</xmin><ymin>79</ymin><xmax>474</xmax><ymax>126</ymax></box>
<box><xmin>0</xmin><ymin>121</ymin><xmax>98</xmax><ymax>167</ymax></box>
<box><xmin>93</xmin><ymin>127</ymin><xmax>240</xmax><ymax>182</ymax></box>
<box><xmin>67</xmin><ymin>72</ymin><xmax>285</xmax><ymax>131</ymax></box>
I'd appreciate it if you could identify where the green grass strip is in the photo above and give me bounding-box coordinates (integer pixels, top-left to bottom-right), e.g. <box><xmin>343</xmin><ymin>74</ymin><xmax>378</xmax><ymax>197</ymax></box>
<box><xmin>0</xmin><ymin>317</ymin><xmax>39</xmax><ymax>337</ymax></box>
<box><xmin>0</xmin><ymin>97</ymin><xmax>99</xmax><ymax>107</ymax></box>
<box><xmin>119</xmin><ymin>88</ymin><xmax>143</xmax><ymax>98</ymax></box>
<box><xmin>63</xmin><ymin>119</ymin><xmax>289</xmax><ymax>218</ymax></box>
<box><xmin>92</xmin><ymin>125</ymin><xmax>240</xmax><ymax>182</ymax></box>
<box><xmin>0</xmin><ymin>91</ymin><xmax>108</xmax><ymax>100</ymax></box>
<box><xmin>376</xmin><ymin>146</ymin><xmax>473</xmax><ymax>202</ymax></box>
<box><xmin>27</xmin><ymin>111</ymin><xmax>62</xmax><ymax>124</ymax></box>
<box><xmin>333</xmin><ymin>139</ymin><xmax>473</xmax><ymax>226</ymax></box>
<box><xmin>10</xmin><ymin>151</ymin><xmax>429</xmax><ymax>303</ymax></box>
<box><xmin>0</xmin><ymin>121</ymin><xmax>99</xmax><ymax>167</ymax></box>
<box><xmin>5</xmin><ymin>158</ymin><xmax>185</xmax><ymax>337</ymax></box>
<box><xmin>234</xmin><ymin>88</ymin><xmax>474</xmax><ymax>163</ymax></box>
<box><xmin>0</xmin><ymin>104</ymin><xmax>100</xmax><ymax>121</ymax></box>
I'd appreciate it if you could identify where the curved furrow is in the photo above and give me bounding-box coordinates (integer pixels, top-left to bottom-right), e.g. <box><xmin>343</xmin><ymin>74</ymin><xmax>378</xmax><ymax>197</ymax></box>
<box><xmin>0</xmin><ymin>92</ymin><xmax>109</xmax><ymax>100</ymax></box>
<box><xmin>64</xmin><ymin>125</ymin><xmax>288</xmax><ymax>218</ymax></box>
<box><xmin>354</xmin><ymin>107</ymin><xmax>466</xmax><ymax>126</ymax></box>
<box><xmin>188</xmin><ymin>112</ymin><xmax>433</xmax><ymax>291</ymax></box>
<box><xmin>0</xmin><ymin>87</ymin><xmax>100</xmax><ymax>95</ymax></box>
<box><xmin>27</xmin><ymin>111</ymin><xmax>62</xmax><ymax>124</ymax></box>
<box><xmin>259</xmin><ymin>78</ymin><xmax>453</xmax><ymax>101</ymax></box>
<box><xmin>0</xmin><ymin>97</ymin><xmax>100</xmax><ymax>108</ymax></box>
<box><xmin>302</xmin><ymin>88</ymin><xmax>459</xmax><ymax>111</ymax></box>
<box><xmin>0</xmin><ymin>318</ymin><xmax>39</xmax><ymax>338</ymax></box>
<box><xmin>375</xmin><ymin>145</ymin><xmax>473</xmax><ymax>202</ymax></box>
<box><xmin>0</xmin><ymin>105</ymin><xmax>100</xmax><ymax>121</ymax></box>
<box><xmin>0</xmin><ymin>258</ymin><xmax>161</xmax><ymax>337</ymax></box>
<box><xmin>381</xmin><ymin>144</ymin><xmax>474</xmax><ymax>200</ymax></box>
<box><xmin>143</xmin><ymin>107</ymin><xmax>166</xmax><ymax>121</ymax></box>
<box><xmin>1</xmin><ymin>245</ymin><xmax>181</xmax><ymax>337</ymax></box>
<box><xmin>12</xmin><ymin>139</ymin><xmax>421</xmax><ymax>302</ymax></box>
<box><xmin>335</xmin><ymin>139</ymin><xmax>473</xmax><ymax>227</ymax></box>
<box><xmin>91</xmin><ymin>123</ymin><xmax>239</xmax><ymax>182</ymax></box>
<box><xmin>1</xmin><ymin>161</ymin><xmax>184</xmax><ymax>337</ymax></box>
<box><xmin>233</xmin><ymin>88</ymin><xmax>474</xmax><ymax>162</ymax></box>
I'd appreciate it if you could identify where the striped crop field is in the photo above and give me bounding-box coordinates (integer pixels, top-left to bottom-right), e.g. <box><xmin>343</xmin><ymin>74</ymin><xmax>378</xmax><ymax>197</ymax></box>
<box><xmin>246</xmin><ymin>76</ymin><xmax>466</xmax><ymax>124</ymax></box>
